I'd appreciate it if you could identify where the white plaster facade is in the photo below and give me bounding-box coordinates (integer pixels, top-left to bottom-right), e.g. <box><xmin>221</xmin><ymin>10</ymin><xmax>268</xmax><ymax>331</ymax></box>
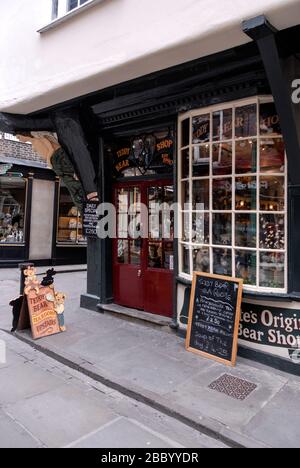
<box><xmin>1</xmin><ymin>0</ymin><xmax>300</xmax><ymax>114</ymax></box>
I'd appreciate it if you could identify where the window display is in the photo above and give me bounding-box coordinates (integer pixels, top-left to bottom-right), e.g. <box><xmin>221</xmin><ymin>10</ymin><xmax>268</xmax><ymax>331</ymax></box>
<box><xmin>0</xmin><ymin>176</ymin><xmax>26</xmax><ymax>244</ymax></box>
<box><xmin>57</xmin><ymin>185</ymin><xmax>87</xmax><ymax>245</ymax></box>
<box><xmin>179</xmin><ymin>97</ymin><xmax>287</xmax><ymax>292</ymax></box>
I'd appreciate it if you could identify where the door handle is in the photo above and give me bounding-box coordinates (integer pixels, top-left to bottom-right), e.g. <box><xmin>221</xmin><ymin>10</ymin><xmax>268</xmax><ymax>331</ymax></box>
<box><xmin>138</xmin><ymin>270</ymin><xmax>142</xmax><ymax>278</ymax></box>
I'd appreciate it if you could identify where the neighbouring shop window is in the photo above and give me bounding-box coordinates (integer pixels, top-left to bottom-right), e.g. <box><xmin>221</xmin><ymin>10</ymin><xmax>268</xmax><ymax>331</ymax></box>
<box><xmin>110</xmin><ymin>129</ymin><xmax>174</xmax><ymax>178</ymax></box>
<box><xmin>57</xmin><ymin>184</ymin><xmax>87</xmax><ymax>245</ymax></box>
<box><xmin>178</xmin><ymin>97</ymin><xmax>287</xmax><ymax>292</ymax></box>
<box><xmin>0</xmin><ymin>175</ymin><xmax>26</xmax><ymax>244</ymax></box>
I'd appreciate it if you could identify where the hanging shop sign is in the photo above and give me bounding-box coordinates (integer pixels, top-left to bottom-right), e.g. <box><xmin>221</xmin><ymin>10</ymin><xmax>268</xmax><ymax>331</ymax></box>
<box><xmin>83</xmin><ymin>201</ymin><xmax>99</xmax><ymax>239</ymax></box>
<box><xmin>113</xmin><ymin>132</ymin><xmax>174</xmax><ymax>176</ymax></box>
<box><xmin>11</xmin><ymin>267</ymin><xmax>67</xmax><ymax>340</ymax></box>
<box><xmin>0</xmin><ymin>163</ymin><xmax>12</xmax><ymax>175</ymax></box>
<box><xmin>186</xmin><ymin>273</ymin><xmax>243</xmax><ymax>366</ymax></box>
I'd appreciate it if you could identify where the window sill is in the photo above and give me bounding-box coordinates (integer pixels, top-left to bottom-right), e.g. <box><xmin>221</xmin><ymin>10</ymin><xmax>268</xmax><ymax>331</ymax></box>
<box><xmin>38</xmin><ymin>0</ymin><xmax>104</xmax><ymax>33</ymax></box>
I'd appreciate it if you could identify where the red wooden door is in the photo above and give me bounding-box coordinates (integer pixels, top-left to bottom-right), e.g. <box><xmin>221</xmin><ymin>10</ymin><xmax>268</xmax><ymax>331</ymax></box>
<box><xmin>113</xmin><ymin>180</ymin><xmax>174</xmax><ymax>317</ymax></box>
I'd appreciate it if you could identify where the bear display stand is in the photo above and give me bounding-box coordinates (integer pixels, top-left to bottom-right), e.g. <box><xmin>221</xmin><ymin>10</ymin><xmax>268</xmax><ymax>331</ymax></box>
<box><xmin>11</xmin><ymin>266</ymin><xmax>67</xmax><ymax>341</ymax></box>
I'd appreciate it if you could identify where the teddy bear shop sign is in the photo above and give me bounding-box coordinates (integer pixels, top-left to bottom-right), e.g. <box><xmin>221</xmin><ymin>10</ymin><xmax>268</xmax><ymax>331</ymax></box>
<box><xmin>19</xmin><ymin>267</ymin><xmax>67</xmax><ymax>340</ymax></box>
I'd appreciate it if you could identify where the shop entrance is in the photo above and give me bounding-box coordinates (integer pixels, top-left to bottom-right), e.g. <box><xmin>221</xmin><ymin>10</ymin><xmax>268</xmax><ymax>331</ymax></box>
<box><xmin>113</xmin><ymin>180</ymin><xmax>174</xmax><ymax>318</ymax></box>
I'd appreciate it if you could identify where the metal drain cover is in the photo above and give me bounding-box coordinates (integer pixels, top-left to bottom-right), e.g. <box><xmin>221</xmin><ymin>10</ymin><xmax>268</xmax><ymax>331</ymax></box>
<box><xmin>208</xmin><ymin>374</ymin><xmax>257</xmax><ymax>401</ymax></box>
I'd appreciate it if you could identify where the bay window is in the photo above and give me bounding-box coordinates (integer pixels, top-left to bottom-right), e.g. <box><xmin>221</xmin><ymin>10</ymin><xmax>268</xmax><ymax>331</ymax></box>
<box><xmin>178</xmin><ymin>97</ymin><xmax>287</xmax><ymax>293</ymax></box>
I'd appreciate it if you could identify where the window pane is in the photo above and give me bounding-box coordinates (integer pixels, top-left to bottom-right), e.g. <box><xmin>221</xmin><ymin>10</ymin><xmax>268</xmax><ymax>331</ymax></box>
<box><xmin>129</xmin><ymin>188</ymin><xmax>141</xmax><ymax>213</ymax></box>
<box><xmin>260</xmin><ymin>176</ymin><xmax>285</xmax><ymax>211</ymax></box>
<box><xmin>213</xmin><ymin>248</ymin><xmax>232</xmax><ymax>276</ymax></box>
<box><xmin>213</xmin><ymin>109</ymin><xmax>233</xmax><ymax>141</ymax></box>
<box><xmin>182</xmin><ymin>245</ymin><xmax>190</xmax><ymax>274</ymax></box>
<box><xmin>212</xmin><ymin>214</ymin><xmax>232</xmax><ymax>245</ymax></box>
<box><xmin>192</xmin><ymin>114</ymin><xmax>210</xmax><ymax>144</ymax></box>
<box><xmin>260</xmin><ymin>103</ymin><xmax>281</xmax><ymax>136</ymax></box>
<box><xmin>130</xmin><ymin>240</ymin><xmax>141</xmax><ymax>265</ymax></box>
<box><xmin>193</xmin><ymin>180</ymin><xmax>209</xmax><ymax>210</ymax></box>
<box><xmin>235</xmin><ymin>250</ymin><xmax>257</xmax><ymax>286</ymax></box>
<box><xmin>192</xmin><ymin>213</ymin><xmax>210</xmax><ymax>244</ymax></box>
<box><xmin>192</xmin><ymin>146</ymin><xmax>210</xmax><ymax>177</ymax></box>
<box><xmin>118</xmin><ymin>189</ymin><xmax>128</xmax><ymax>213</ymax></box>
<box><xmin>260</xmin><ymin>214</ymin><xmax>285</xmax><ymax>250</ymax></box>
<box><xmin>260</xmin><ymin>252</ymin><xmax>285</xmax><ymax>289</ymax></box>
<box><xmin>181</xmin><ymin>181</ymin><xmax>190</xmax><ymax>208</ymax></box>
<box><xmin>213</xmin><ymin>178</ymin><xmax>232</xmax><ymax>211</ymax></box>
<box><xmin>193</xmin><ymin>246</ymin><xmax>210</xmax><ymax>273</ymax></box>
<box><xmin>260</xmin><ymin>139</ymin><xmax>285</xmax><ymax>174</ymax></box>
<box><xmin>0</xmin><ymin>176</ymin><xmax>26</xmax><ymax>244</ymax></box>
<box><xmin>235</xmin><ymin>104</ymin><xmax>257</xmax><ymax>138</ymax></box>
<box><xmin>235</xmin><ymin>176</ymin><xmax>257</xmax><ymax>211</ymax></box>
<box><xmin>181</xmin><ymin>148</ymin><xmax>190</xmax><ymax>179</ymax></box>
<box><xmin>118</xmin><ymin>240</ymin><xmax>129</xmax><ymax>264</ymax></box>
<box><xmin>235</xmin><ymin>214</ymin><xmax>256</xmax><ymax>248</ymax></box>
<box><xmin>235</xmin><ymin>140</ymin><xmax>257</xmax><ymax>174</ymax></box>
<box><xmin>118</xmin><ymin>213</ymin><xmax>128</xmax><ymax>239</ymax></box>
<box><xmin>181</xmin><ymin>119</ymin><xmax>190</xmax><ymax>147</ymax></box>
<box><xmin>182</xmin><ymin>212</ymin><xmax>190</xmax><ymax>242</ymax></box>
<box><xmin>148</xmin><ymin>242</ymin><xmax>163</xmax><ymax>268</ymax></box>
<box><xmin>164</xmin><ymin>242</ymin><xmax>174</xmax><ymax>270</ymax></box>
<box><xmin>212</xmin><ymin>143</ymin><xmax>232</xmax><ymax>176</ymax></box>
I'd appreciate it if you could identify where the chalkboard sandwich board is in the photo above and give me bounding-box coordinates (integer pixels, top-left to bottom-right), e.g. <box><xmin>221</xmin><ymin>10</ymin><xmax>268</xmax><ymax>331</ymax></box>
<box><xmin>186</xmin><ymin>273</ymin><xmax>243</xmax><ymax>367</ymax></box>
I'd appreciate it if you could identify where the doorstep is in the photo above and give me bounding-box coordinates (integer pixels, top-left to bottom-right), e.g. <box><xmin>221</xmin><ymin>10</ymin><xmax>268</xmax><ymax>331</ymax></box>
<box><xmin>97</xmin><ymin>303</ymin><xmax>173</xmax><ymax>331</ymax></box>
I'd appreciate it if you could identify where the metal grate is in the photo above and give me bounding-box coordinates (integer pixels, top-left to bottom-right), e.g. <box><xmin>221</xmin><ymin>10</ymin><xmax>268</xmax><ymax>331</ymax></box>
<box><xmin>208</xmin><ymin>374</ymin><xmax>257</xmax><ymax>401</ymax></box>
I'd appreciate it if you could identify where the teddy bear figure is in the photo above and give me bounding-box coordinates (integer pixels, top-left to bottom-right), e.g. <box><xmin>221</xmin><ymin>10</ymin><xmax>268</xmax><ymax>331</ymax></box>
<box><xmin>24</xmin><ymin>267</ymin><xmax>40</xmax><ymax>295</ymax></box>
<box><xmin>54</xmin><ymin>292</ymin><xmax>67</xmax><ymax>332</ymax></box>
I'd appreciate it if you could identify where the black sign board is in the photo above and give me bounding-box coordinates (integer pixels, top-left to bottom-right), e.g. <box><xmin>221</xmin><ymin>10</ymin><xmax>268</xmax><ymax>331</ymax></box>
<box><xmin>186</xmin><ymin>273</ymin><xmax>243</xmax><ymax>367</ymax></box>
<box><xmin>83</xmin><ymin>202</ymin><xmax>99</xmax><ymax>239</ymax></box>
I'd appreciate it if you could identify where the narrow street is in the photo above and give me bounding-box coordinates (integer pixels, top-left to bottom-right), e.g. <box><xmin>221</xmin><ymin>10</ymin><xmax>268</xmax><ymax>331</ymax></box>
<box><xmin>0</xmin><ymin>268</ymin><xmax>226</xmax><ymax>449</ymax></box>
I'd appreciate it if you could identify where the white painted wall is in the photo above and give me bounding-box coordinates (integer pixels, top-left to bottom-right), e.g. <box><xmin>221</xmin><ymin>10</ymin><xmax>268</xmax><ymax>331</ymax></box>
<box><xmin>1</xmin><ymin>0</ymin><xmax>300</xmax><ymax>114</ymax></box>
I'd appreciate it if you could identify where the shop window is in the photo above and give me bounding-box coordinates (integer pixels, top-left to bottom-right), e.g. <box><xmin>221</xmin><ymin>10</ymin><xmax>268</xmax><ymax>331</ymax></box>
<box><xmin>0</xmin><ymin>175</ymin><xmax>26</xmax><ymax>244</ymax></box>
<box><xmin>57</xmin><ymin>184</ymin><xmax>86</xmax><ymax>245</ymax></box>
<box><xmin>178</xmin><ymin>97</ymin><xmax>287</xmax><ymax>292</ymax></box>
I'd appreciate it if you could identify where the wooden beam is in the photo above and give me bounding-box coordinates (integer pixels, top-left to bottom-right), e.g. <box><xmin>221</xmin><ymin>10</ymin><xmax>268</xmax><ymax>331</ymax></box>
<box><xmin>243</xmin><ymin>15</ymin><xmax>300</xmax><ymax>185</ymax></box>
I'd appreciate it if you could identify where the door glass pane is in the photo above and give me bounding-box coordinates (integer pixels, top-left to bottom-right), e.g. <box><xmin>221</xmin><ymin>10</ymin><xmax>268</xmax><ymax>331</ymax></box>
<box><xmin>260</xmin><ymin>139</ymin><xmax>285</xmax><ymax>174</ymax></box>
<box><xmin>164</xmin><ymin>242</ymin><xmax>174</xmax><ymax>270</ymax></box>
<box><xmin>235</xmin><ymin>104</ymin><xmax>257</xmax><ymax>138</ymax></box>
<box><xmin>260</xmin><ymin>214</ymin><xmax>285</xmax><ymax>250</ymax></box>
<box><xmin>213</xmin><ymin>248</ymin><xmax>232</xmax><ymax>276</ymax></box>
<box><xmin>235</xmin><ymin>250</ymin><xmax>257</xmax><ymax>286</ymax></box>
<box><xmin>148</xmin><ymin>241</ymin><xmax>163</xmax><ymax>269</ymax></box>
<box><xmin>118</xmin><ymin>189</ymin><xmax>128</xmax><ymax>213</ymax></box>
<box><xmin>193</xmin><ymin>146</ymin><xmax>210</xmax><ymax>177</ymax></box>
<box><xmin>118</xmin><ymin>240</ymin><xmax>129</xmax><ymax>264</ymax></box>
<box><xmin>212</xmin><ymin>143</ymin><xmax>232</xmax><ymax>176</ymax></box>
<box><xmin>212</xmin><ymin>214</ymin><xmax>232</xmax><ymax>245</ymax></box>
<box><xmin>129</xmin><ymin>188</ymin><xmax>141</xmax><ymax>213</ymax></box>
<box><xmin>235</xmin><ymin>214</ymin><xmax>256</xmax><ymax>248</ymax></box>
<box><xmin>213</xmin><ymin>179</ymin><xmax>232</xmax><ymax>211</ymax></box>
<box><xmin>235</xmin><ymin>140</ymin><xmax>257</xmax><ymax>174</ymax></box>
<box><xmin>213</xmin><ymin>108</ymin><xmax>233</xmax><ymax>141</ymax></box>
<box><xmin>129</xmin><ymin>213</ymin><xmax>141</xmax><ymax>239</ymax></box>
<box><xmin>193</xmin><ymin>180</ymin><xmax>209</xmax><ymax>210</ymax></box>
<box><xmin>235</xmin><ymin>176</ymin><xmax>257</xmax><ymax>211</ymax></box>
<box><xmin>193</xmin><ymin>246</ymin><xmax>210</xmax><ymax>273</ymax></box>
<box><xmin>192</xmin><ymin>114</ymin><xmax>210</xmax><ymax>144</ymax></box>
<box><xmin>260</xmin><ymin>176</ymin><xmax>285</xmax><ymax>211</ymax></box>
<box><xmin>130</xmin><ymin>240</ymin><xmax>141</xmax><ymax>265</ymax></box>
<box><xmin>260</xmin><ymin>252</ymin><xmax>285</xmax><ymax>289</ymax></box>
<box><xmin>118</xmin><ymin>213</ymin><xmax>128</xmax><ymax>239</ymax></box>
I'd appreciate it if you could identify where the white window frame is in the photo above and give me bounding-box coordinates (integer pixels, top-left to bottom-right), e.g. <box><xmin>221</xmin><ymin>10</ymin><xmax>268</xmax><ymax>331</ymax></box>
<box><xmin>178</xmin><ymin>96</ymin><xmax>288</xmax><ymax>294</ymax></box>
<box><xmin>39</xmin><ymin>0</ymin><xmax>104</xmax><ymax>33</ymax></box>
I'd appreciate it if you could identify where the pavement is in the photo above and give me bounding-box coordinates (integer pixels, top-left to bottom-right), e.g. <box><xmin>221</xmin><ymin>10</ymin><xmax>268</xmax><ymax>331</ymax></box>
<box><xmin>1</xmin><ymin>268</ymin><xmax>300</xmax><ymax>448</ymax></box>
